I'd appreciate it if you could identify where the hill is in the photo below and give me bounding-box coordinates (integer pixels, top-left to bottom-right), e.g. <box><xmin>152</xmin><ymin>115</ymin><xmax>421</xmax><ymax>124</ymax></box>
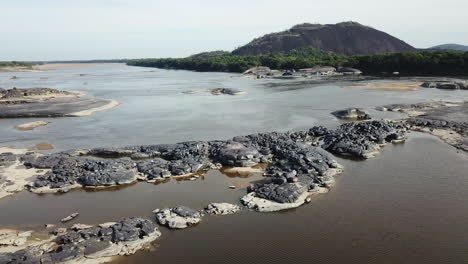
<box><xmin>430</xmin><ymin>44</ymin><xmax>468</xmax><ymax>52</ymax></box>
<box><xmin>232</xmin><ymin>22</ymin><xmax>416</xmax><ymax>56</ymax></box>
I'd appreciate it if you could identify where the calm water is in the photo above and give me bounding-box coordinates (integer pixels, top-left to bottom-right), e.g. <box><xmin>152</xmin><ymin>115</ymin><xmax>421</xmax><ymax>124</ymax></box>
<box><xmin>1</xmin><ymin>64</ymin><xmax>468</xmax><ymax>264</ymax></box>
<box><xmin>1</xmin><ymin>64</ymin><xmax>467</xmax><ymax>151</ymax></box>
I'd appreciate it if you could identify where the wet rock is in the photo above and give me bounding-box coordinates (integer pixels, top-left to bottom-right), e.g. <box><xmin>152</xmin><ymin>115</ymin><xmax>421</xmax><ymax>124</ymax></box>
<box><xmin>331</xmin><ymin>108</ymin><xmax>371</xmax><ymax>120</ymax></box>
<box><xmin>154</xmin><ymin>206</ymin><xmax>202</xmax><ymax>229</ymax></box>
<box><xmin>205</xmin><ymin>203</ymin><xmax>241</xmax><ymax>215</ymax></box>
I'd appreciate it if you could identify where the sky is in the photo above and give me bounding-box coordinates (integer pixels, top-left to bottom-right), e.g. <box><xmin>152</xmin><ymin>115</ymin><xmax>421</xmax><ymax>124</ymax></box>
<box><xmin>1</xmin><ymin>0</ymin><xmax>467</xmax><ymax>61</ymax></box>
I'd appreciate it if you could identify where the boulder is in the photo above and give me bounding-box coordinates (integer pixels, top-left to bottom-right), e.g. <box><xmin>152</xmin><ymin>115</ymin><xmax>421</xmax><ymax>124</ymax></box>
<box><xmin>331</xmin><ymin>108</ymin><xmax>371</xmax><ymax>120</ymax></box>
<box><xmin>205</xmin><ymin>203</ymin><xmax>241</xmax><ymax>215</ymax></box>
<box><xmin>154</xmin><ymin>207</ymin><xmax>202</xmax><ymax>229</ymax></box>
<box><xmin>212</xmin><ymin>142</ymin><xmax>261</xmax><ymax>167</ymax></box>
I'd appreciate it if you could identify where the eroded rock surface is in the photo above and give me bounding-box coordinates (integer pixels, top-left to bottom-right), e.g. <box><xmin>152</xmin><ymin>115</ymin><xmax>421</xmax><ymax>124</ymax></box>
<box><xmin>322</xmin><ymin>120</ymin><xmax>407</xmax><ymax>158</ymax></box>
<box><xmin>1</xmin><ymin>120</ymin><xmax>409</xmax><ymax>213</ymax></box>
<box><xmin>378</xmin><ymin>101</ymin><xmax>468</xmax><ymax>152</ymax></box>
<box><xmin>205</xmin><ymin>203</ymin><xmax>240</xmax><ymax>215</ymax></box>
<box><xmin>154</xmin><ymin>207</ymin><xmax>202</xmax><ymax>229</ymax></box>
<box><xmin>332</xmin><ymin>108</ymin><xmax>371</xmax><ymax>120</ymax></box>
<box><xmin>0</xmin><ymin>217</ymin><xmax>161</xmax><ymax>264</ymax></box>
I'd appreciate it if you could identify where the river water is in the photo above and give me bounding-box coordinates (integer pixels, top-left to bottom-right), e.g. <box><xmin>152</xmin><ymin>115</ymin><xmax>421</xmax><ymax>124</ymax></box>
<box><xmin>0</xmin><ymin>64</ymin><xmax>468</xmax><ymax>264</ymax></box>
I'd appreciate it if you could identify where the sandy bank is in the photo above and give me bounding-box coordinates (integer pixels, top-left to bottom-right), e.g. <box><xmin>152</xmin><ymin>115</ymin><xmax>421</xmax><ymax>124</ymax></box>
<box><xmin>346</xmin><ymin>82</ymin><xmax>421</xmax><ymax>92</ymax></box>
<box><xmin>15</xmin><ymin>121</ymin><xmax>50</xmax><ymax>131</ymax></box>
<box><xmin>0</xmin><ymin>88</ymin><xmax>120</xmax><ymax>118</ymax></box>
<box><xmin>34</xmin><ymin>63</ymin><xmax>125</xmax><ymax>71</ymax></box>
<box><xmin>68</xmin><ymin>100</ymin><xmax>120</xmax><ymax>117</ymax></box>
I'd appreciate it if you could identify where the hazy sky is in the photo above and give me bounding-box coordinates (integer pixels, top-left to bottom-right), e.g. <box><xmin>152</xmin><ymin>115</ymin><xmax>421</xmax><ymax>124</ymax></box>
<box><xmin>1</xmin><ymin>0</ymin><xmax>467</xmax><ymax>61</ymax></box>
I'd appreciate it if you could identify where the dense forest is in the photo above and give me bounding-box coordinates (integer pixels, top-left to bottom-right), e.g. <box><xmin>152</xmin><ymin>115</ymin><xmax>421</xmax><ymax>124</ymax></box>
<box><xmin>0</xmin><ymin>61</ymin><xmax>32</xmax><ymax>68</ymax></box>
<box><xmin>127</xmin><ymin>49</ymin><xmax>468</xmax><ymax>76</ymax></box>
<box><xmin>127</xmin><ymin>48</ymin><xmax>347</xmax><ymax>73</ymax></box>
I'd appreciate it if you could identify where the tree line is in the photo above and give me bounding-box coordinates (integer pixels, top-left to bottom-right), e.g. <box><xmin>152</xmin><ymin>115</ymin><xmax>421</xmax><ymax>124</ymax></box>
<box><xmin>127</xmin><ymin>48</ymin><xmax>468</xmax><ymax>76</ymax></box>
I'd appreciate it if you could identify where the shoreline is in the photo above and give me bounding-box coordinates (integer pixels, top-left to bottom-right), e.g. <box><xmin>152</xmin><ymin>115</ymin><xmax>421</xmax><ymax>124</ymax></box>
<box><xmin>68</xmin><ymin>100</ymin><xmax>121</xmax><ymax>117</ymax></box>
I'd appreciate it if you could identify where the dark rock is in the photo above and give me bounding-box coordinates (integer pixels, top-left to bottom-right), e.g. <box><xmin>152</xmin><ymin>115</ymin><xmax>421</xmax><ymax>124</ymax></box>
<box><xmin>322</xmin><ymin>120</ymin><xmax>406</xmax><ymax>158</ymax></box>
<box><xmin>421</xmin><ymin>81</ymin><xmax>468</xmax><ymax>90</ymax></box>
<box><xmin>0</xmin><ymin>152</ymin><xmax>17</xmax><ymax>167</ymax></box>
<box><xmin>210</xmin><ymin>88</ymin><xmax>244</xmax><ymax>95</ymax></box>
<box><xmin>213</xmin><ymin>142</ymin><xmax>261</xmax><ymax>167</ymax></box>
<box><xmin>172</xmin><ymin>206</ymin><xmax>200</xmax><ymax>218</ymax></box>
<box><xmin>250</xmin><ymin>182</ymin><xmax>308</xmax><ymax>203</ymax></box>
<box><xmin>331</xmin><ymin>108</ymin><xmax>371</xmax><ymax>120</ymax></box>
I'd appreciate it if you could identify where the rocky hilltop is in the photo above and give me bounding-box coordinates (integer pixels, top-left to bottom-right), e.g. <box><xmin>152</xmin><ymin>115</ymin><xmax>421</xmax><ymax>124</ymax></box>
<box><xmin>232</xmin><ymin>22</ymin><xmax>416</xmax><ymax>56</ymax></box>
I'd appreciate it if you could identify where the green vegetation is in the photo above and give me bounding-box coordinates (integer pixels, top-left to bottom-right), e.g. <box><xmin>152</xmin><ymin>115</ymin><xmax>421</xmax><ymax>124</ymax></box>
<box><xmin>127</xmin><ymin>49</ymin><xmax>468</xmax><ymax>76</ymax></box>
<box><xmin>0</xmin><ymin>61</ymin><xmax>33</xmax><ymax>68</ymax></box>
<box><xmin>127</xmin><ymin>48</ymin><xmax>347</xmax><ymax>73</ymax></box>
<box><xmin>345</xmin><ymin>51</ymin><xmax>468</xmax><ymax>76</ymax></box>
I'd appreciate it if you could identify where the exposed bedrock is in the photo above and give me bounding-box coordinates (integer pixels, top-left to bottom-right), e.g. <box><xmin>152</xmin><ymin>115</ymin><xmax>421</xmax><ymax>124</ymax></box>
<box><xmin>421</xmin><ymin>81</ymin><xmax>468</xmax><ymax>90</ymax></box>
<box><xmin>0</xmin><ymin>217</ymin><xmax>161</xmax><ymax>264</ymax></box>
<box><xmin>331</xmin><ymin>108</ymin><xmax>371</xmax><ymax>120</ymax></box>
<box><xmin>377</xmin><ymin>101</ymin><xmax>468</xmax><ymax>152</ymax></box>
<box><xmin>322</xmin><ymin>120</ymin><xmax>407</xmax><ymax>159</ymax></box>
<box><xmin>205</xmin><ymin>203</ymin><xmax>241</xmax><ymax>215</ymax></box>
<box><xmin>1</xmin><ymin>120</ymin><xmax>408</xmax><ymax>212</ymax></box>
<box><xmin>154</xmin><ymin>207</ymin><xmax>202</xmax><ymax>229</ymax></box>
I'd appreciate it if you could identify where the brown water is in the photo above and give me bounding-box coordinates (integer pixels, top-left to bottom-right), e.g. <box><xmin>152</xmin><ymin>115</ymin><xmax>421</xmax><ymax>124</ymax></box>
<box><xmin>2</xmin><ymin>65</ymin><xmax>468</xmax><ymax>263</ymax></box>
<box><xmin>1</xmin><ymin>133</ymin><xmax>468</xmax><ymax>263</ymax></box>
<box><xmin>118</xmin><ymin>133</ymin><xmax>468</xmax><ymax>264</ymax></box>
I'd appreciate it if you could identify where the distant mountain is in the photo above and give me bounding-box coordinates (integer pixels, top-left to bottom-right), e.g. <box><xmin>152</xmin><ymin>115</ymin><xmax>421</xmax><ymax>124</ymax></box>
<box><xmin>232</xmin><ymin>22</ymin><xmax>417</xmax><ymax>56</ymax></box>
<box><xmin>429</xmin><ymin>44</ymin><xmax>468</xmax><ymax>52</ymax></box>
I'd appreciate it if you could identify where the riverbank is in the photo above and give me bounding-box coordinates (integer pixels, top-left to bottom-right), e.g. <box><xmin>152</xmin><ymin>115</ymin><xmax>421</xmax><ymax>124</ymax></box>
<box><xmin>0</xmin><ymin>88</ymin><xmax>120</xmax><ymax>118</ymax></box>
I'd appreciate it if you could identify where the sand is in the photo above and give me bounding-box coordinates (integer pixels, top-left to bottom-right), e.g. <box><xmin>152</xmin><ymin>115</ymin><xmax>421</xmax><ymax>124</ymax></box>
<box><xmin>346</xmin><ymin>82</ymin><xmax>422</xmax><ymax>92</ymax></box>
<box><xmin>68</xmin><ymin>100</ymin><xmax>120</xmax><ymax>117</ymax></box>
<box><xmin>15</xmin><ymin>121</ymin><xmax>50</xmax><ymax>131</ymax></box>
<box><xmin>33</xmin><ymin>63</ymin><xmax>125</xmax><ymax>71</ymax></box>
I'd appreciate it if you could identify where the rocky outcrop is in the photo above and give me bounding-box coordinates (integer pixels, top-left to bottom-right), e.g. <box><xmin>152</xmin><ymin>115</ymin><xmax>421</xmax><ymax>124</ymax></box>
<box><xmin>0</xmin><ymin>87</ymin><xmax>71</xmax><ymax>99</ymax></box>
<box><xmin>421</xmin><ymin>81</ymin><xmax>468</xmax><ymax>90</ymax></box>
<box><xmin>205</xmin><ymin>203</ymin><xmax>241</xmax><ymax>215</ymax></box>
<box><xmin>209</xmin><ymin>88</ymin><xmax>245</xmax><ymax>95</ymax></box>
<box><xmin>232</xmin><ymin>22</ymin><xmax>416</xmax><ymax>56</ymax></box>
<box><xmin>331</xmin><ymin>108</ymin><xmax>371</xmax><ymax>120</ymax></box>
<box><xmin>1</xmin><ymin>119</ymin><xmax>409</xmax><ymax>213</ymax></box>
<box><xmin>322</xmin><ymin>120</ymin><xmax>407</xmax><ymax>158</ymax></box>
<box><xmin>378</xmin><ymin>101</ymin><xmax>468</xmax><ymax>152</ymax></box>
<box><xmin>154</xmin><ymin>207</ymin><xmax>202</xmax><ymax>229</ymax></box>
<box><xmin>0</xmin><ymin>217</ymin><xmax>161</xmax><ymax>264</ymax></box>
